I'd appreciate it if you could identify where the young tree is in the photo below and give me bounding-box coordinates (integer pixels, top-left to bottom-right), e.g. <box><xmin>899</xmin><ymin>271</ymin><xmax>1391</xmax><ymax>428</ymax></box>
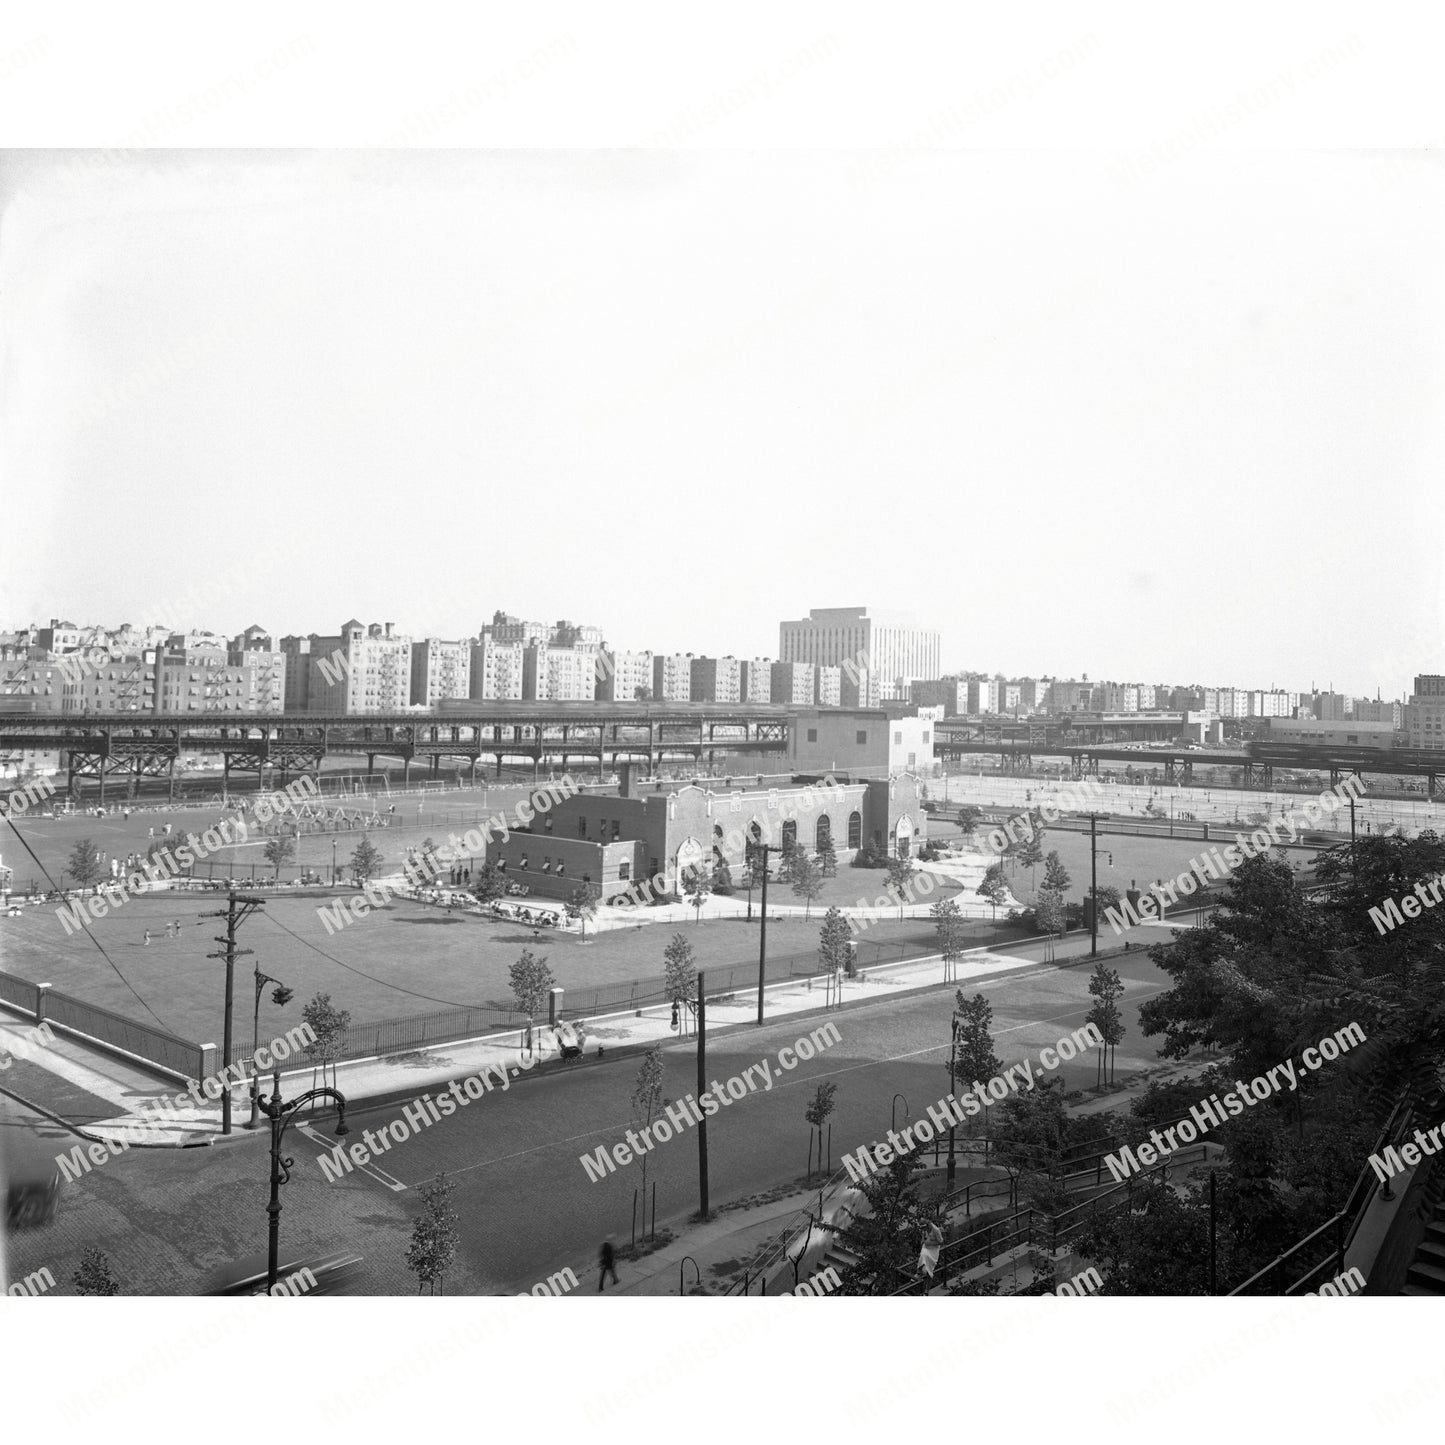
<box><xmin>1042</xmin><ymin>850</ymin><xmax>1072</xmax><ymax>896</ymax></box>
<box><xmin>818</xmin><ymin>905</ymin><xmax>855</xmax><ymax>979</ymax></box>
<box><xmin>663</xmin><ymin>932</ymin><xmax>698</xmax><ymax>1036</ymax></box>
<box><xmin>471</xmin><ymin>858</ymin><xmax>506</xmax><ymax>905</ymax></box>
<box><xmin>300</xmin><ymin>992</ymin><xmax>352</xmax><ymax>1091</ymax></box>
<box><xmin>976</xmin><ymin>862</ymin><xmax>1008</xmax><ymax>920</ymax></box>
<box><xmin>1016</xmin><ymin>832</ymin><xmax>1045</xmax><ymax>887</ymax></box>
<box><xmin>1035</xmin><ymin>886</ymin><xmax>1067</xmax><ymax>935</ymax></box>
<box><xmin>1086</xmin><ymin>961</ymin><xmax>1127</xmax><ymax>1088</ymax></box>
<box><xmin>350</xmin><ymin>837</ymin><xmax>384</xmax><ymax>886</ymax></box>
<box><xmin>791</xmin><ymin>851</ymin><xmax>824</xmax><ymax>919</ymax></box>
<box><xmin>816</xmin><ymin>829</ymin><xmax>839</xmax><ymax>878</ymax></box>
<box><xmin>885</xmin><ymin>855</ymin><xmax>917</xmax><ymax>919</ymax></box>
<box><xmin>66</xmin><ymin>838</ymin><xmax>101</xmax><ymax>892</ymax></box>
<box><xmin>566</xmin><ymin>881</ymin><xmax>600</xmax><ymax>939</ymax></box>
<box><xmin>776</xmin><ymin>839</ymin><xmax>802</xmax><ymax>885</ymax></box>
<box><xmin>72</xmin><ymin>1248</ymin><xmax>120</xmax><ymax>1295</ymax></box>
<box><xmin>631</xmin><ymin>1045</ymin><xmax>666</xmax><ymax>1208</ymax></box>
<box><xmin>805</xmin><ymin>1081</ymin><xmax>838</xmax><ymax>1181</ymax></box>
<box><xmin>683</xmin><ymin>865</ymin><xmax>710</xmax><ymax>924</ymax></box>
<box><xmin>992</xmin><ymin>1077</ymin><xmax>1071</xmax><ymax>1207</ymax></box>
<box><xmin>957</xmin><ymin>805</ymin><xmax>983</xmax><ymax>838</ymax></box>
<box><xmin>263</xmin><ymin>834</ymin><xmax>296</xmax><ymax>880</ymax></box>
<box><xmin>508</xmin><ymin>949</ymin><xmax>556</xmax><ymax>1052</ymax></box>
<box><xmin>711</xmin><ymin>856</ymin><xmax>734</xmax><ymax>894</ymax></box>
<box><xmin>405</xmin><ymin>1173</ymin><xmax>460</xmax><ymax>1296</ymax></box>
<box><xmin>930</xmin><ymin>897</ymin><xmax>968</xmax><ymax>982</ymax></box>
<box><xmin>951</xmin><ymin>991</ymin><xmax>1003</xmax><ymax>1141</ymax></box>
<box><xmin>827</xmin><ymin>1147</ymin><xmax>938</xmax><ymax>1295</ymax></box>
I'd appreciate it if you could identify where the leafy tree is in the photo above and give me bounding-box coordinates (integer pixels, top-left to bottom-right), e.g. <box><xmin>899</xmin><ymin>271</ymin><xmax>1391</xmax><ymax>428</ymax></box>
<box><xmin>66</xmin><ymin>838</ymin><xmax>101</xmax><ymax>892</ymax></box>
<box><xmin>1086</xmin><ymin>961</ymin><xmax>1126</xmax><ymax>1087</ymax></box>
<box><xmin>885</xmin><ymin>855</ymin><xmax>916</xmax><ymax>918</ymax></box>
<box><xmin>72</xmin><ymin>1248</ymin><xmax>120</xmax><ymax>1295</ymax></box>
<box><xmin>950</xmin><ymin>991</ymin><xmax>1003</xmax><ymax>1141</ymax></box>
<box><xmin>827</xmin><ymin>1146</ymin><xmax>937</xmax><ymax>1295</ymax></box>
<box><xmin>631</xmin><ymin>1045</ymin><xmax>666</xmax><ymax>1206</ymax></box>
<box><xmin>1035</xmin><ymin>886</ymin><xmax>1067</xmax><ymax>935</ymax></box>
<box><xmin>508</xmin><ymin>949</ymin><xmax>555</xmax><ymax>1051</ymax></box>
<box><xmin>711</xmin><ymin>856</ymin><xmax>734</xmax><ymax>894</ymax></box>
<box><xmin>1042</xmin><ymin>850</ymin><xmax>1072</xmax><ymax>895</ymax></box>
<box><xmin>976</xmin><ymin>862</ymin><xmax>1008</xmax><ymax>920</ymax></box>
<box><xmin>300</xmin><ymin>992</ymin><xmax>351</xmax><ymax>1090</ymax></box>
<box><xmin>663</xmin><ymin>932</ymin><xmax>698</xmax><ymax>1035</ymax></box>
<box><xmin>683</xmin><ymin>864</ymin><xmax>710</xmax><ymax>924</ymax></box>
<box><xmin>957</xmin><ymin>805</ymin><xmax>983</xmax><ymax>837</ymax></box>
<box><xmin>633</xmin><ymin>685</ymin><xmax>651</xmax><ymax>701</ymax></box>
<box><xmin>776</xmin><ymin>839</ymin><xmax>803</xmax><ymax>885</ymax></box>
<box><xmin>350</xmin><ymin>837</ymin><xmax>384</xmax><ymax>885</ymax></box>
<box><xmin>471</xmin><ymin>858</ymin><xmax>506</xmax><ymax>905</ymax></box>
<box><xmin>405</xmin><ymin>1173</ymin><xmax>460</xmax><ymax>1296</ymax></box>
<box><xmin>1016</xmin><ymin>831</ymin><xmax>1045</xmax><ymax>885</ymax></box>
<box><xmin>930</xmin><ymin>897</ymin><xmax>967</xmax><ymax>981</ymax></box>
<box><xmin>818</xmin><ymin>905</ymin><xmax>855</xmax><ymax>978</ymax></box>
<box><xmin>566</xmin><ymin>882</ymin><xmax>600</xmax><ymax>939</ymax></box>
<box><xmin>992</xmin><ymin>1076</ymin><xmax>1071</xmax><ymax>1206</ymax></box>
<box><xmin>816</xmin><ymin>829</ymin><xmax>838</xmax><ymax>878</ymax></box>
<box><xmin>791</xmin><ymin>851</ymin><xmax>824</xmax><ymax>919</ymax></box>
<box><xmin>805</xmin><ymin>1081</ymin><xmax>838</xmax><ymax>1181</ymax></box>
<box><xmin>263</xmin><ymin>834</ymin><xmax>296</xmax><ymax>879</ymax></box>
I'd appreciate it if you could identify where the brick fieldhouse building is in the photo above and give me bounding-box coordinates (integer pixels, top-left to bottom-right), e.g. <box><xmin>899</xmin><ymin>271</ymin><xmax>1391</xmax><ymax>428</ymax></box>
<box><xmin>489</xmin><ymin>768</ymin><xmax>927</xmax><ymax>902</ymax></box>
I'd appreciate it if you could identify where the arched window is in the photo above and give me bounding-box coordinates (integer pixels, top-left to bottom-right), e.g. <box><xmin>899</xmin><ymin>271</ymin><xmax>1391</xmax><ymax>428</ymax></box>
<box><xmin>781</xmin><ymin>819</ymin><xmax>797</xmax><ymax>850</ymax></box>
<box><xmin>816</xmin><ymin>815</ymin><xmax>831</xmax><ymax>851</ymax></box>
<box><xmin>847</xmin><ymin>811</ymin><xmax>862</xmax><ymax>849</ymax></box>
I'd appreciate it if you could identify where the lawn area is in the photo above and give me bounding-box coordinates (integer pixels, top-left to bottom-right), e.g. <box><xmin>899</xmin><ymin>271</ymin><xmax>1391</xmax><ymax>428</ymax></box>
<box><xmin>0</xmin><ymin>884</ymin><xmax>959</xmax><ymax>1048</ymax></box>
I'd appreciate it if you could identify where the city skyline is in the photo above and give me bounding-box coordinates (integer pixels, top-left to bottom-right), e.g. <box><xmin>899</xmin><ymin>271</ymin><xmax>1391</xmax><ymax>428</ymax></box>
<box><xmin>3</xmin><ymin>149</ymin><xmax>1441</xmax><ymax>691</ymax></box>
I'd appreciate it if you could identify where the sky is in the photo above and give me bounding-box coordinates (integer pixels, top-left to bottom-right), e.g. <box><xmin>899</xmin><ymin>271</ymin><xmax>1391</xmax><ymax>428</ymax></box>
<box><xmin>3</xmin><ymin>146</ymin><xmax>1442</xmax><ymax>697</ymax></box>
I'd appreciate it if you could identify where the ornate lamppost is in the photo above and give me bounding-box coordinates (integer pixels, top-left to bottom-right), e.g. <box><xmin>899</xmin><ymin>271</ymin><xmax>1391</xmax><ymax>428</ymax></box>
<box><xmin>255</xmin><ymin>1066</ymin><xmax>348</xmax><ymax>1291</ymax></box>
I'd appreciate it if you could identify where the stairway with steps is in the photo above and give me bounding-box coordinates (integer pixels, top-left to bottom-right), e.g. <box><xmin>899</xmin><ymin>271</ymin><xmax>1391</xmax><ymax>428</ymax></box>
<box><xmin>1401</xmin><ymin>1177</ymin><xmax>1445</xmax><ymax>1295</ymax></box>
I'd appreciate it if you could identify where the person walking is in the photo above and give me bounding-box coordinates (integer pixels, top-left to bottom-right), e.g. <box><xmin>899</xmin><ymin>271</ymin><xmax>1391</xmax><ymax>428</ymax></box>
<box><xmin>142</xmin><ymin>929</ymin><xmax>151</xmax><ymax>946</ymax></box>
<box><xmin>597</xmin><ymin>1240</ymin><xmax>619</xmax><ymax>1291</ymax></box>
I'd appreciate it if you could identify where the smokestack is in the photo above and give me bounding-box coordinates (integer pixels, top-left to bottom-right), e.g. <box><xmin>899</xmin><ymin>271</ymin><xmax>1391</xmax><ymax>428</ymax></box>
<box><xmin>618</xmin><ymin>762</ymin><xmax>633</xmax><ymax>799</ymax></box>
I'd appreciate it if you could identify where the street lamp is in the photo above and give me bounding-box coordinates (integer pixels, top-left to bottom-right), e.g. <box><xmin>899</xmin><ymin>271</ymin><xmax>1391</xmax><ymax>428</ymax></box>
<box><xmin>256</xmin><ymin>1066</ymin><xmax>348</xmax><ymax>1292</ymax></box>
<box><xmin>246</xmin><ymin>965</ymin><xmax>294</xmax><ymax>1129</ymax></box>
<box><xmin>947</xmin><ymin>1011</ymin><xmax>962</xmax><ymax>1186</ymax></box>
<box><xmin>331</xmin><ymin>837</ymin><xmax>337</xmax><ymax>884</ymax></box>
<box><xmin>891</xmin><ymin>1093</ymin><xmax>910</xmax><ymax>1132</ymax></box>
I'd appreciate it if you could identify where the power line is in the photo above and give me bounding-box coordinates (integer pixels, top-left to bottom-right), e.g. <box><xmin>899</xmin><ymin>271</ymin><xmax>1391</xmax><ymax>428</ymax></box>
<box><xmin>258</xmin><ymin>909</ymin><xmax>491</xmax><ymax>1009</ymax></box>
<box><xmin>1</xmin><ymin>814</ymin><xmax>173</xmax><ymax>1030</ymax></box>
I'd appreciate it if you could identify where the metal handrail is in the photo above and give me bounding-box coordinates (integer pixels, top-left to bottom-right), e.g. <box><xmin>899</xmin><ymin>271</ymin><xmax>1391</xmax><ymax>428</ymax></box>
<box><xmin>1229</xmin><ymin>1092</ymin><xmax>1418</xmax><ymax>1296</ymax></box>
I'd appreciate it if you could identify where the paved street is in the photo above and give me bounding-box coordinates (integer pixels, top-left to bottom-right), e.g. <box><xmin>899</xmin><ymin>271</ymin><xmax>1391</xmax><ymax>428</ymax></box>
<box><xmin>5</xmin><ymin>946</ymin><xmax>1172</xmax><ymax>1294</ymax></box>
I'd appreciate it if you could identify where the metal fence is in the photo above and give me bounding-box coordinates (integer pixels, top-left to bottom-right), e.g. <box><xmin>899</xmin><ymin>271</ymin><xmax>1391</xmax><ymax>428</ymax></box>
<box><xmin>330</xmin><ymin>1004</ymin><xmax>530</xmax><ymax>1063</ymax></box>
<box><xmin>0</xmin><ymin>971</ymin><xmax>39</xmax><ymax>1016</ymax></box>
<box><xmin>0</xmin><ymin>970</ymin><xmax>207</xmax><ymax>1080</ymax></box>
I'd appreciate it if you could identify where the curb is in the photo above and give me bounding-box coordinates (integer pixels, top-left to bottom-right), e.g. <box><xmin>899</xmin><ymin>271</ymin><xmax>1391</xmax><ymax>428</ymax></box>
<box><xmin>0</xmin><ymin>1080</ymin><xmax>218</xmax><ymax>1149</ymax></box>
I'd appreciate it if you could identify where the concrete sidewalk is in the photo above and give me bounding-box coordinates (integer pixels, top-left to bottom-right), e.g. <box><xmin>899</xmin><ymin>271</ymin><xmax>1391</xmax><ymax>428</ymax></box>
<box><xmin>1</xmin><ymin>917</ymin><xmax>1189</xmax><ymax>1149</ymax></box>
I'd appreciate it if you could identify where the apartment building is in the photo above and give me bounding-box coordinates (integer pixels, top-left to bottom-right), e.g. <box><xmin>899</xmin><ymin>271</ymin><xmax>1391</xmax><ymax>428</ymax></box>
<box><xmin>691</xmin><ymin>656</ymin><xmax>741</xmax><ymax>704</ymax></box>
<box><xmin>410</xmin><ymin>639</ymin><xmax>472</xmax><ymax>706</ymax></box>
<box><xmin>469</xmin><ymin>636</ymin><xmax>525</xmax><ymax>701</ymax></box>
<box><xmin>770</xmin><ymin>661</ymin><xmax>816</xmax><ymax>706</ymax></box>
<box><xmin>523</xmin><ymin>645</ymin><xmax>596</xmax><ymax>701</ymax></box>
<box><xmin>779</xmin><ymin>606</ymin><xmax>941</xmax><ymax>708</ymax></box>
<box><xmin>653</xmin><ymin>653</ymin><xmax>692</xmax><ymax>702</ymax></box>
<box><xmin>306</xmin><ymin>621</ymin><xmax>412</xmax><ymax>713</ymax></box>
<box><xmin>738</xmin><ymin>658</ymin><xmax>773</xmax><ymax>704</ymax></box>
<box><xmin>596</xmin><ymin>649</ymin><xmax>654</xmax><ymax>702</ymax></box>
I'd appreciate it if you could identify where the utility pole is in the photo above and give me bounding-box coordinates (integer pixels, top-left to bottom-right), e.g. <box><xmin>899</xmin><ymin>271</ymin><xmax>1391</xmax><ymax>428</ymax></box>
<box><xmin>206</xmin><ymin>892</ymin><xmax>266</xmax><ymax>1135</ymax></box>
<box><xmin>750</xmin><ymin>841</ymin><xmax>782</xmax><ymax>1025</ymax></box>
<box><xmin>696</xmin><ymin>969</ymin><xmax>709</xmax><ymax>1218</ymax></box>
<box><xmin>1089</xmin><ymin>813</ymin><xmax>1099</xmax><ymax>957</ymax></box>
